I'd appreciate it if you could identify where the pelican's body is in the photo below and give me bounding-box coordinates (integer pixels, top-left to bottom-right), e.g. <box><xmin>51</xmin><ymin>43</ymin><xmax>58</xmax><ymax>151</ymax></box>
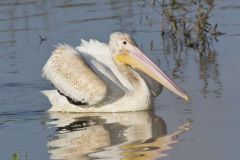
<box><xmin>42</xmin><ymin>32</ymin><xmax>188</xmax><ymax>112</ymax></box>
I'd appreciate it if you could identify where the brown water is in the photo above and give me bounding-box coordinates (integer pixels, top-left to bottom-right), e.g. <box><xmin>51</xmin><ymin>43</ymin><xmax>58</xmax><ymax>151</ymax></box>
<box><xmin>0</xmin><ymin>0</ymin><xmax>240</xmax><ymax>159</ymax></box>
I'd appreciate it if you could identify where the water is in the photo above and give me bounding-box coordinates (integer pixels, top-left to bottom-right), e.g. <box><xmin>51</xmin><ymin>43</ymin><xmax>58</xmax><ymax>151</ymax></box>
<box><xmin>0</xmin><ymin>0</ymin><xmax>240</xmax><ymax>159</ymax></box>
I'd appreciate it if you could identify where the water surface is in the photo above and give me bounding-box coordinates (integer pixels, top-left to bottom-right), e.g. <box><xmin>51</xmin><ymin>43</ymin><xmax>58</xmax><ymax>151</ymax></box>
<box><xmin>0</xmin><ymin>0</ymin><xmax>240</xmax><ymax>159</ymax></box>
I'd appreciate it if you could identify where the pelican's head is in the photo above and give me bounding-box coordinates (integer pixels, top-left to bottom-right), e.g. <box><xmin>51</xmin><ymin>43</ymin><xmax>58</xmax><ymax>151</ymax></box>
<box><xmin>109</xmin><ymin>32</ymin><xmax>189</xmax><ymax>101</ymax></box>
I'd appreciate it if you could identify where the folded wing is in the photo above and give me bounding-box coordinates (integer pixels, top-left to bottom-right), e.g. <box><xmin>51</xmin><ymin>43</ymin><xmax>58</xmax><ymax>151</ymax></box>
<box><xmin>42</xmin><ymin>44</ymin><xmax>107</xmax><ymax>105</ymax></box>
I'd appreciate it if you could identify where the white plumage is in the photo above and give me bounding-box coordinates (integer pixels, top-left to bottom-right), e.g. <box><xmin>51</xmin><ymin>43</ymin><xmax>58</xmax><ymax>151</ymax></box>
<box><xmin>42</xmin><ymin>44</ymin><xmax>107</xmax><ymax>105</ymax></box>
<box><xmin>42</xmin><ymin>32</ymin><xmax>189</xmax><ymax>112</ymax></box>
<box><xmin>42</xmin><ymin>42</ymin><xmax>151</xmax><ymax>112</ymax></box>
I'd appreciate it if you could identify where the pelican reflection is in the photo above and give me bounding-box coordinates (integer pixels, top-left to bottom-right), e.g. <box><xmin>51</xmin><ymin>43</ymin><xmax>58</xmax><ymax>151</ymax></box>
<box><xmin>47</xmin><ymin>111</ymin><xmax>190</xmax><ymax>160</ymax></box>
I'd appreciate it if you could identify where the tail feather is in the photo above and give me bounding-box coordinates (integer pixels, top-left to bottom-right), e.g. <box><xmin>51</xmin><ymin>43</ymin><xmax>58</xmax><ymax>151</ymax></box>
<box><xmin>41</xmin><ymin>90</ymin><xmax>67</xmax><ymax>107</ymax></box>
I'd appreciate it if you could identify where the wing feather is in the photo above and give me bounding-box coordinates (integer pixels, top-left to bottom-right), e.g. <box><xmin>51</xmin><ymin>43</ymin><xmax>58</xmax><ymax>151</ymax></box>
<box><xmin>76</xmin><ymin>39</ymin><xmax>133</xmax><ymax>91</ymax></box>
<box><xmin>42</xmin><ymin>44</ymin><xmax>107</xmax><ymax>105</ymax></box>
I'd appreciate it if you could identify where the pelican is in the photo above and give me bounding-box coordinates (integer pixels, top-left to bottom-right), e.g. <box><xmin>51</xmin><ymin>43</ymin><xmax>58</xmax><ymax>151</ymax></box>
<box><xmin>42</xmin><ymin>32</ymin><xmax>189</xmax><ymax>112</ymax></box>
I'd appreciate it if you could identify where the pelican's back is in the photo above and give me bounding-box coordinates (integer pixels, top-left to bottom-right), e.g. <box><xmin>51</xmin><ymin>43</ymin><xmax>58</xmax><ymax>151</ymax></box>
<box><xmin>42</xmin><ymin>45</ymin><xmax>107</xmax><ymax>105</ymax></box>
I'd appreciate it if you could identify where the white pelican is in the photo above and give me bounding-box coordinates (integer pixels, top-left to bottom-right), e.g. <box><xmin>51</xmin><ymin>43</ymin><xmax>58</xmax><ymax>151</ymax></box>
<box><xmin>42</xmin><ymin>32</ymin><xmax>189</xmax><ymax>112</ymax></box>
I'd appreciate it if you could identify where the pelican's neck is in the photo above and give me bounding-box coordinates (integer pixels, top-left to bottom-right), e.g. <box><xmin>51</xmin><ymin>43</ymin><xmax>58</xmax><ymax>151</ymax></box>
<box><xmin>122</xmin><ymin>65</ymin><xmax>152</xmax><ymax>108</ymax></box>
<box><xmin>116</xmin><ymin>64</ymin><xmax>151</xmax><ymax>97</ymax></box>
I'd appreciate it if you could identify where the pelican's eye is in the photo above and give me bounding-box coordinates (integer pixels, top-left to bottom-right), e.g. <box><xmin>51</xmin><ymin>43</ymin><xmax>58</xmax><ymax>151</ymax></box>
<box><xmin>123</xmin><ymin>41</ymin><xmax>127</xmax><ymax>45</ymax></box>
